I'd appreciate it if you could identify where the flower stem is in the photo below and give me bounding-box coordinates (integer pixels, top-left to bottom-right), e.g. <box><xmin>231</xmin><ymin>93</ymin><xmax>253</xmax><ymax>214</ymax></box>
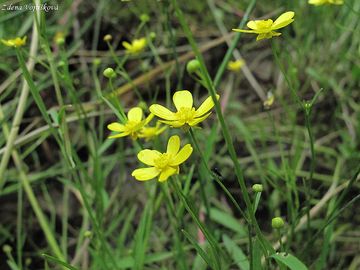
<box><xmin>171</xmin><ymin>0</ymin><xmax>271</xmax><ymax>255</ymax></box>
<box><xmin>188</xmin><ymin>128</ymin><xmax>211</xmax><ymax>218</ymax></box>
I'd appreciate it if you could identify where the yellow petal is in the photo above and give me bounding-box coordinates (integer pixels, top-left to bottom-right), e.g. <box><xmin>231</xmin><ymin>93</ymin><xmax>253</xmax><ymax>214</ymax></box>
<box><xmin>144</xmin><ymin>113</ymin><xmax>154</xmax><ymax>125</ymax></box>
<box><xmin>108</xmin><ymin>132</ymin><xmax>130</xmax><ymax>139</ymax></box>
<box><xmin>149</xmin><ymin>104</ymin><xmax>176</xmax><ymax>120</ymax></box>
<box><xmin>166</xmin><ymin>135</ymin><xmax>180</xmax><ymax>155</ymax></box>
<box><xmin>138</xmin><ymin>149</ymin><xmax>161</xmax><ymax>166</ymax></box>
<box><xmin>132</xmin><ymin>167</ymin><xmax>160</xmax><ymax>181</ymax></box>
<box><xmin>158</xmin><ymin>167</ymin><xmax>178</xmax><ymax>182</ymax></box>
<box><xmin>127</xmin><ymin>107</ymin><xmax>143</xmax><ymax>122</ymax></box>
<box><xmin>189</xmin><ymin>112</ymin><xmax>212</xmax><ymax>126</ymax></box>
<box><xmin>247</xmin><ymin>20</ymin><xmax>258</xmax><ymax>30</ymax></box>
<box><xmin>173</xmin><ymin>90</ymin><xmax>193</xmax><ymax>110</ymax></box>
<box><xmin>194</xmin><ymin>94</ymin><xmax>219</xmax><ymax>117</ymax></box>
<box><xmin>256</xmin><ymin>33</ymin><xmax>272</xmax><ymax>41</ymax></box>
<box><xmin>122</xmin><ymin>41</ymin><xmax>132</xmax><ymax>50</ymax></box>
<box><xmin>232</xmin><ymin>29</ymin><xmax>258</xmax><ymax>33</ymax></box>
<box><xmin>170</xmin><ymin>144</ymin><xmax>193</xmax><ymax>166</ymax></box>
<box><xmin>271</xmin><ymin>11</ymin><xmax>295</xmax><ymax>30</ymax></box>
<box><xmin>107</xmin><ymin>122</ymin><xmax>125</xmax><ymax>132</ymax></box>
<box><xmin>159</xmin><ymin>120</ymin><xmax>184</xmax><ymax>128</ymax></box>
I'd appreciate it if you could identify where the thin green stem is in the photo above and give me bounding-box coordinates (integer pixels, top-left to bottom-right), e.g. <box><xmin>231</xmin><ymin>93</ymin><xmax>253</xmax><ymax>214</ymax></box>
<box><xmin>171</xmin><ymin>0</ymin><xmax>271</xmax><ymax>255</ymax></box>
<box><xmin>188</xmin><ymin>128</ymin><xmax>211</xmax><ymax>218</ymax></box>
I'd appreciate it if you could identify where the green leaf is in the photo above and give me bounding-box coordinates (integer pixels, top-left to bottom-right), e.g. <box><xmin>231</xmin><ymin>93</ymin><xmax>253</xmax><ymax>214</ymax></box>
<box><xmin>42</xmin><ymin>254</ymin><xmax>79</xmax><ymax>270</ymax></box>
<box><xmin>222</xmin><ymin>234</ymin><xmax>249</xmax><ymax>270</ymax></box>
<box><xmin>270</xmin><ymin>252</ymin><xmax>308</xmax><ymax>270</ymax></box>
<box><xmin>210</xmin><ymin>208</ymin><xmax>247</xmax><ymax>236</ymax></box>
<box><xmin>182</xmin><ymin>229</ymin><xmax>214</xmax><ymax>269</ymax></box>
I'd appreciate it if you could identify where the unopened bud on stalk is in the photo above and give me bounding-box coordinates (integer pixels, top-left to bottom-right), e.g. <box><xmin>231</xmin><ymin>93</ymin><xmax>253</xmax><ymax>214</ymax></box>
<box><xmin>271</xmin><ymin>217</ymin><xmax>285</xmax><ymax>229</ymax></box>
<box><xmin>103</xmin><ymin>67</ymin><xmax>116</xmax><ymax>79</ymax></box>
<box><xmin>186</xmin><ymin>59</ymin><xmax>201</xmax><ymax>74</ymax></box>
<box><xmin>252</xmin><ymin>184</ymin><xmax>263</xmax><ymax>193</ymax></box>
<box><xmin>103</xmin><ymin>34</ymin><xmax>113</xmax><ymax>42</ymax></box>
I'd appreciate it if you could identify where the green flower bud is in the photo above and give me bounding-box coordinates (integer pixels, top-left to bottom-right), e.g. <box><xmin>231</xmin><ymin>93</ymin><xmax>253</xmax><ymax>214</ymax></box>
<box><xmin>84</xmin><ymin>230</ymin><xmax>92</xmax><ymax>238</ymax></box>
<box><xmin>3</xmin><ymin>244</ymin><xmax>12</xmax><ymax>253</ymax></box>
<box><xmin>140</xmin><ymin>14</ymin><xmax>150</xmax><ymax>23</ymax></box>
<box><xmin>271</xmin><ymin>217</ymin><xmax>285</xmax><ymax>229</ymax></box>
<box><xmin>137</xmin><ymin>101</ymin><xmax>148</xmax><ymax>111</ymax></box>
<box><xmin>149</xmin><ymin>32</ymin><xmax>156</xmax><ymax>40</ymax></box>
<box><xmin>103</xmin><ymin>34</ymin><xmax>113</xmax><ymax>42</ymax></box>
<box><xmin>252</xmin><ymin>184</ymin><xmax>263</xmax><ymax>193</ymax></box>
<box><xmin>25</xmin><ymin>258</ymin><xmax>32</xmax><ymax>266</ymax></box>
<box><xmin>103</xmin><ymin>67</ymin><xmax>116</xmax><ymax>79</ymax></box>
<box><xmin>93</xmin><ymin>58</ymin><xmax>101</xmax><ymax>66</ymax></box>
<box><xmin>186</xmin><ymin>59</ymin><xmax>201</xmax><ymax>74</ymax></box>
<box><xmin>55</xmin><ymin>37</ymin><xmax>65</xmax><ymax>45</ymax></box>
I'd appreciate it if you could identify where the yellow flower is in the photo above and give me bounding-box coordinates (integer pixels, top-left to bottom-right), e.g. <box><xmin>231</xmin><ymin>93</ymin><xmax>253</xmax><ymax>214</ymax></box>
<box><xmin>149</xmin><ymin>90</ymin><xmax>220</xmax><ymax>128</ymax></box>
<box><xmin>227</xmin><ymin>59</ymin><xmax>245</xmax><ymax>72</ymax></box>
<box><xmin>132</xmin><ymin>135</ymin><xmax>193</xmax><ymax>182</ymax></box>
<box><xmin>122</xmin><ymin>38</ymin><xmax>147</xmax><ymax>54</ymax></box>
<box><xmin>107</xmin><ymin>107</ymin><xmax>153</xmax><ymax>140</ymax></box>
<box><xmin>308</xmin><ymin>0</ymin><xmax>343</xmax><ymax>5</ymax></box>
<box><xmin>263</xmin><ymin>91</ymin><xmax>275</xmax><ymax>109</ymax></box>
<box><xmin>232</xmin><ymin>11</ymin><xmax>295</xmax><ymax>41</ymax></box>
<box><xmin>139</xmin><ymin>122</ymin><xmax>167</xmax><ymax>141</ymax></box>
<box><xmin>1</xmin><ymin>36</ymin><xmax>27</xmax><ymax>48</ymax></box>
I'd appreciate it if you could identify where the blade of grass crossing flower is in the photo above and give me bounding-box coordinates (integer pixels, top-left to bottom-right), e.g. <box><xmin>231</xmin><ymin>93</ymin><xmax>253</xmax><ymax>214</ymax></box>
<box><xmin>171</xmin><ymin>0</ymin><xmax>273</xmax><ymax>256</ymax></box>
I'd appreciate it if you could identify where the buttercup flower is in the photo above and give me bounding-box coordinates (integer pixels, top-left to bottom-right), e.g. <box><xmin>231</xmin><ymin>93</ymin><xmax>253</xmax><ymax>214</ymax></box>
<box><xmin>132</xmin><ymin>135</ymin><xmax>193</xmax><ymax>182</ymax></box>
<box><xmin>263</xmin><ymin>91</ymin><xmax>275</xmax><ymax>109</ymax></box>
<box><xmin>139</xmin><ymin>122</ymin><xmax>167</xmax><ymax>141</ymax></box>
<box><xmin>232</xmin><ymin>11</ymin><xmax>295</xmax><ymax>41</ymax></box>
<box><xmin>122</xmin><ymin>38</ymin><xmax>147</xmax><ymax>54</ymax></box>
<box><xmin>308</xmin><ymin>0</ymin><xmax>343</xmax><ymax>5</ymax></box>
<box><xmin>227</xmin><ymin>59</ymin><xmax>245</xmax><ymax>72</ymax></box>
<box><xmin>107</xmin><ymin>107</ymin><xmax>153</xmax><ymax>139</ymax></box>
<box><xmin>1</xmin><ymin>36</ymin><xmax>27</xmax><ymax>48</ymax></box>
<box><xmin>149</xmin><ymin>90</ymin><xmax>220</xmax><ymax>128</ymax></box>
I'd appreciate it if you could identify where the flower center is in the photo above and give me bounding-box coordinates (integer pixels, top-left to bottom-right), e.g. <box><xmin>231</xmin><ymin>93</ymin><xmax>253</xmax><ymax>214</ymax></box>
<box><xmin>125</xmin><ymin>120</ymin><xmax>142</xmax><ymax>132</ymax></box>
<box><xmin>154</xmin><ymin>153</ymin><xmax>172</xmax><ymax>170</ymax></box>
<box><xmin>255</xmin><ymin>19</ymin><xmax>273</xmax><ymax>32</ymax></box>
<box><xmin>175</xmin><ymin>107</ymin><xmax>196</xmax><ymax>124</ymax></box>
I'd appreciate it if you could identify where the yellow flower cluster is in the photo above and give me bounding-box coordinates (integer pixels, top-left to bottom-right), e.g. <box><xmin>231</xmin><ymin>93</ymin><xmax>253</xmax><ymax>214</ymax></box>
<box><xmin>107</xmin><ymin>90</ymin><xmax>219</xmax><ymax>182</ymax></box>
<box><xmin>122</xmin><ymin>38</ymin><xmax>147</xmax><ymax>54</ymax></box>
<box><xmin>233</xmin><ymin>11</ymin><xmax>295</xmax><ymax>41</ymax></box>
<box><xmin>1</xmin><ymin>36</ymin><xmax>27</xmax><ymax>48</ymax></box>
<box><xmin>308</xmin><ymin>0</ymin><xmax>343</xmax><ymax>5</ymax></box>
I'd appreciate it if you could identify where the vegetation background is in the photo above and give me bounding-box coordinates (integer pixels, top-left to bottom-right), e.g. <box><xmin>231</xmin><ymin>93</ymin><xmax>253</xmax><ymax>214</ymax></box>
<box><xmin>0</xmin><ymin>0</ymin><xmax>359</xmax><ymax>269</ymax></box>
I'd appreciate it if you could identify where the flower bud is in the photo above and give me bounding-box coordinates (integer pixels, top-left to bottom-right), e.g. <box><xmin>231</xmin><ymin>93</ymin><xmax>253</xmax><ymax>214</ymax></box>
<box><xmin>140</xmin><ymin>14</ymin><xmax>150</xmax><ymax>23</ymax></box>
<box><xmin>137</xmin><ymin>101</ymin><xmax>148</xmax><ymax>111</ymax></box>
<box><xmin>103</xmin><ymin>67</ymin><xmax>116</xmax><ymax>79</ymax></box>
<box><xmin>149</xmin><ymin>32</ymin><xmax>156</xmax><ymax>40</ymax></box>
<box><xmin>84</xmin><ymin>230</ymin><xmax>92</xmax><ymax>238</ymax></box>
<box><xmin>103</xmin><ymin>34</ymin><xmax>113</xmax><ymax>42</ymax></box>
<box><xmin>93</xmin><ymin>58</ymin><xmax>101</xmax><ymax>66</ymax></box>
<box><xmin>186</xmin><ymin>59</ymin><xmax>201</xmax><ymax>74</ymax></box>
<box><xmin>3</xmin><ymin>244</ymin><xmax>12</xmax><ymax>253</ymax></box>
<box><xmin>271</xmin><ymin>217</ymin><xmax>285</xmax><ymax>229</ymax></box>
<box><xmin>252</xmin><ymin>184</ymin><xmax>263</xmax><ymax>193</ymax></box>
